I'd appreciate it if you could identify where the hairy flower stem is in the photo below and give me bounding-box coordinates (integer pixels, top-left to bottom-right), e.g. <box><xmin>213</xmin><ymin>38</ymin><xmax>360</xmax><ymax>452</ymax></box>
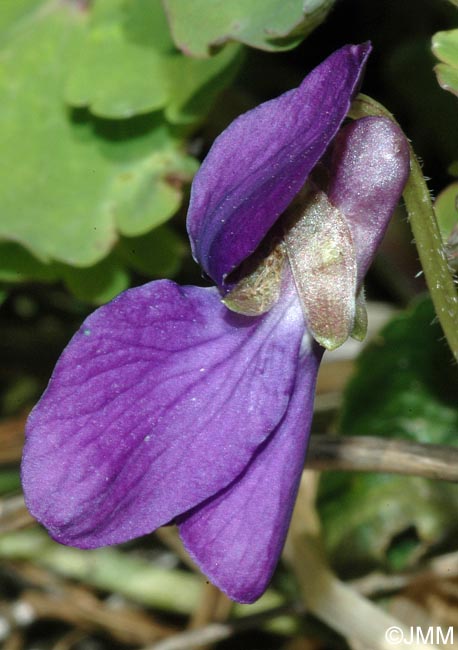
<box><xmin>350</xmin><ymin>93</ymin><xmax>458</xmax><ymax>362</ymax></box>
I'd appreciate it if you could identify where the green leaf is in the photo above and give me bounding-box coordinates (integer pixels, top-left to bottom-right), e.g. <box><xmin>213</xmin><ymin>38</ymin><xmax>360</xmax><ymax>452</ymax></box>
<box><xmin>340</xmin><ymin>298</ymin><xmax>458</xmax><ymax>444</ymax></box>
<box><xmin>60</xmin><ymin>255</ymin><xmax>130</xmax><ymax>305</ymax></box>
<box><xmin>65</xmin><ymin>0</ymin><xmax>170</xmax><ymax>118</ymax></box>
<box><xmin>433</xmin><ymin>29</ymin><xmax>458</xmax><ymax>68</ymax></box>
<box><xmin>318</xmin><ymin>298</ymin><xmax>458</xmax><ymax>574</ymax></box>
<box><xmin>0</xmin><ymin>0</ymin><xmax>242</xmax><ymax>293</ymax></box>
<box><xmin>65</xmin><ymin>0</ymin><xmax>242</xmax><ymax>122</ymax></box>
<box><xmin>433</xmin><ymin>29</ymin><xmax>458</xmax><ymax>97</ymax></box>
<box><xmin>319</xmin><ymin>471</ymin><xmax>458</xmax><ymax>575</ymax></box>
<box><xmin>448</xmin><ymin>161</ymin><xmax>458</xmax><ymax>177</ymax></box>
<box><xmin>0</xmin><ymin>0</ymin><xmax>38</xmax><ymax>35</ymax></box>
<box><xmin>96</xmin><ymin>119</ymin><xmax>197</xmax><ymax>236</ymax></box>
<box><xmin>0</xmin><ymin>1</ymin><xmax>197</xmax><ymax>267</ymax></box>
<box><xmin>384</xmin><ymin>39</ymin><xmax>458</xmax><ymax>166</ymax></box>
<box><xmin>165</xmin><ymin>44</ymin><xmax>243</xmax><ymax>124</ymax></box>
<box><xmin>435</xmin><ymin>63</ymin><xmax>458</xmax><ymax>98</ymax></box>
<box><xmin>0</xmin><ymin>470</ymin><xmax>21</xmax><ymax>495</ymax></box>
<box><xmin>163</xmin><ymin>0</ymin><xmax>334</xmax><ymax>57</ymax></box>
<box><xmin>0</xmin><ymin>243</ymin><xmax>58</xmax><ymax>282</ymax></box>
<box><xmin>58</xmin><ymin>226</ymin><xmax>186</xmax><ymax>305</ymax></box>
<box><xmin>434</xmin><ymin>182</ymin><xmax>458</xmax><ymax>240</ymax></box>
<box><xmin>117</xmin><ymin>226</ymin><xmax>185</xmax><ymax>279</ymax></box>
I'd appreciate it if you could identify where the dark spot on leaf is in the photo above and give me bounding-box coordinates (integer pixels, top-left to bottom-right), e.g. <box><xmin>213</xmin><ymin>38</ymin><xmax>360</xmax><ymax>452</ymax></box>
<box><xmin>63</xmin><ymin>0</ymin><xmax>92</xmax><ymax>11</ymax></box>
<box><xmin>164</xmin><ymin>172</ymin><xmax>192</xmax><ymax>191</ymax></box>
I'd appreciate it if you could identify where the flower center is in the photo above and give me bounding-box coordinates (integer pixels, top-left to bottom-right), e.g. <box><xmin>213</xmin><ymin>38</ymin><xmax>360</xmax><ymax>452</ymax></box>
<box><xmin>223</xmin><ymin>182</ymin><xmax>368</xmax><ymax>350</ymax></box>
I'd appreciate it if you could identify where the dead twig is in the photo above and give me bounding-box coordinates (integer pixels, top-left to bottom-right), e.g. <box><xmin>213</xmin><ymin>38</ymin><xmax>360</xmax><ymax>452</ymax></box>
<box><xmin>0</xmin><ymin>496</ymin><xmax>34</xmax><ymax>534</ymax></box>
<box><xmin>3</xmin><ymin>629</ymin><xmax>24</xmax><ymax>650</ymax></box>
<box><xmin>307</xmin><ymin>436</ymin><xmax>458</xmax><ymax>482</ymax></box>
<box><xmin>0</xmin><ymin>412</ymin><xmax>27</xmax><ymax>464</ymax></box>
<box><xmin>6</xmin><ymin>562</ymin><xmax>174</xmax><ymax>646</ymax></box>
<box><xmin>52</xmin><ymin>629</ymin><xmax>87</xmax><ymax>650</ymax></box>
<box><xmin>143</xmin><ymin>604</ymin><xmax>300</xmax><ymax>650</ymax></box>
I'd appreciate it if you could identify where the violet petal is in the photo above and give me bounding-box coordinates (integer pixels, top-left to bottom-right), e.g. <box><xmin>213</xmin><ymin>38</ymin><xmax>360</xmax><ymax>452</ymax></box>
<box><xmin>327</xmin><ymin>116</ymin><xmax>410</xmax><ymax>285</ymax></box>
<box><xmin>187</xmin><ymin>43</ymin><xmax>371</xmax><ymax>287</ymax></box>
<box><xmin>178</xmin><ymin>343</ymin><xmax>323</xmax><ymax>604</ymax></box>
<box><xmin>22</xmin><ymin>279</ymin><xmax>304</xmax><ymax>548</ymax></box>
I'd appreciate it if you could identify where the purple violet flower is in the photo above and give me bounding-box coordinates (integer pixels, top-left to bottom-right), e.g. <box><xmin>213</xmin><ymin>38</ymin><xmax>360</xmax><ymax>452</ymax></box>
<box><xmin>22</xmin><ymin>44</ymin><xmax>409</xmax><ymax>604</ymax></box>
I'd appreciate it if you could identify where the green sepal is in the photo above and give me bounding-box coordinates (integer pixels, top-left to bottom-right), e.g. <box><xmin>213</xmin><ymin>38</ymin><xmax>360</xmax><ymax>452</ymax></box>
<box><xmin>223</xmin><ymin>242</ymin><xmax>285</xmax><ymax>316</ymax></box>
<box><xmin>285</xmin><ymin>188</ymin><xmax>357</xmax><ymax>351</ymax></box>
<box><xmin>351</xmin><ymin>288</ymin><xmax>368</xmax><ymax>342</ymax></box>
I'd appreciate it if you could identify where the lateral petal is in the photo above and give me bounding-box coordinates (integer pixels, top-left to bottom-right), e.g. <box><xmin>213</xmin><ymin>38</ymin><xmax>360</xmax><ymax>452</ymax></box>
<box><xmin>187</xmin><ymin>43</ymin><xmax>371</xmax><ymax>287</ymax></box>
<box><xmin>327</xmin><ymin>116</ymin><xmax>410</xmax><ymax>285</ymax></box>
<box><xmin>22</xmin><ymin>279</ymin><xmax>304</xmax><ymax>548</ymax></box>
<box><xmin>178</xmin><ymin>343</ymin><xmax>323</xmax><ymax>603</ymax></box>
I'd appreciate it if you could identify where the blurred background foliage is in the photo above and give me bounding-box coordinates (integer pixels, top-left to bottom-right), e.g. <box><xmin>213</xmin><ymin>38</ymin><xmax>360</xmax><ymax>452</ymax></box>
<box><xmin>2</xmin><ymin>0</ymin><xmax>458</xmax><ymax>649</ymax></box>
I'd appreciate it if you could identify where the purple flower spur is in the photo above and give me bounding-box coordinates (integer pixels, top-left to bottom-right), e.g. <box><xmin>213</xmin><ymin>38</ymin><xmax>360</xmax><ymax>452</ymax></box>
<box><xmin>22</xmin><ymin>43</ymin><xmax>409</xmax><ymax>603</ymax></box>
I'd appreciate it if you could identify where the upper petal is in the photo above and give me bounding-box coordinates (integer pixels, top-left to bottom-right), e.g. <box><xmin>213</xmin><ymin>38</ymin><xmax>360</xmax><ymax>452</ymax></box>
<box><xmin>178</xmin><ymin>342</ymin><xmax>323</xmax><ymax>603</ymax></box>
<box><xmin>187</xmin><ymin>43</ymin><xmax>371</xmax><ymax>287</ymax></box>
<box><xmin>326</xmin><ymin>116</ymin><xmax>410</xmax><ymax>285</ymax></box>
<box><xmin>22</xmin><ymin>279</ymin><xmax>304</xmax><ymax>548</ymax></box>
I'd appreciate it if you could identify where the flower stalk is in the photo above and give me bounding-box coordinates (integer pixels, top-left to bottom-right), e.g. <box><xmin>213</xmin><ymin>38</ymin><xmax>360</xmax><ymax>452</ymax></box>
<box><xmin>349</xmin><ymin>93</ymin><xmax>458</xmax><ymax>362</ymax></box>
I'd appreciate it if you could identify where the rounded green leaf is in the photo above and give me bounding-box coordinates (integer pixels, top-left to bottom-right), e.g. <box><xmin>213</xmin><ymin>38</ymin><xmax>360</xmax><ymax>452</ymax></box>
<box><xmin>163</xmin><ymin>0</ymin><xmax>335</xmax><ymax>57</ymax></box>
<box><xmin>434</xmin><ymin>182</ymin><xmax>458</xmax><ymax>241</ymax></box>
<box><xmin>433</xmin><ymin>29</ymin><xmax>458</xmax><ymax>67</ymax></box>
<box><xmin>65</xmin><ymin>0</ymin><xmax>170</xmax><ymax>118</ymax></box>
<box><xmin>60</xmin><ymin>255</ymin><xmax>130</xmax><ymax>305</ymax></box>
<box><xmin>117</xmin><ymin>226</ymin><xmax>186</xmax><ymax>278</ymax></box>
<box><xmin>165</xmin><ymin>45</ymin><xmax>243</xmax><ymax>124</ymax></box>
<box><xmin>433</xmin><ymin>29</ymin><xmax>458</xmax><ymax>96</ymax></box>
<box><xmin>0</xmin><ymin>243</ymin><xmax>58</xmax><ymax>282</ymax></box>
<box><xmin>65</xmin><ymin>0</ymin><xmax>243</xmax><ymax>122</ymax></box>
<box><xmin>435</xmin><ymin>62</ymin><xmax>458</xmax><ymax>98</ymax></box>
<box><xmin>0</xmin><ymin>1</ymin><xmax>196</xmax><ymax>267</ymax></box>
